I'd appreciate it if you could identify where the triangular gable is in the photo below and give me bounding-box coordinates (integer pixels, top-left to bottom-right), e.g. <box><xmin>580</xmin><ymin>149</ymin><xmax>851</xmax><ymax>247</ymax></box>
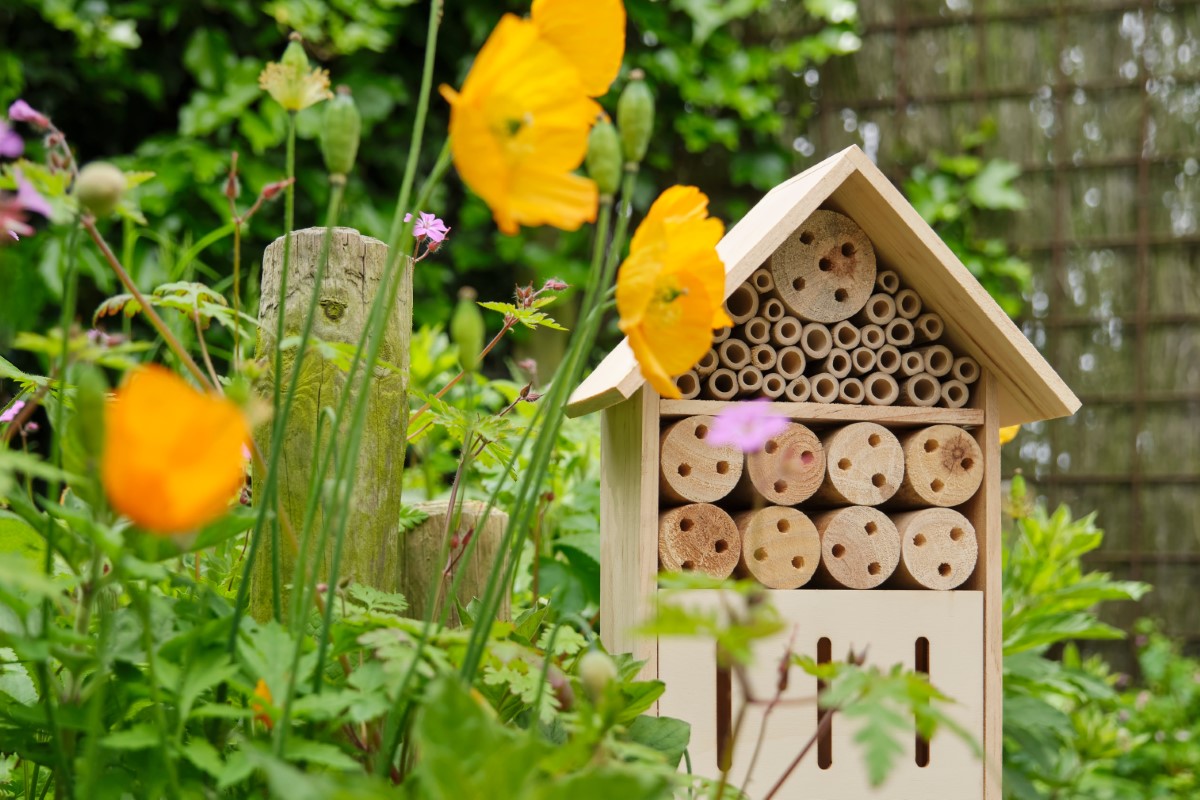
<box><xmin>566</xmin><ymin>145</ymin><xmax>1080</xmax><ymax>426</ymax></box>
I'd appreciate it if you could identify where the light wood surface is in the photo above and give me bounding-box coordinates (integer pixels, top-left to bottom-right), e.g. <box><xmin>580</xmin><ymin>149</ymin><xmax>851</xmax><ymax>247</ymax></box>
<box><xmin>659</xmin><ymin>415</ymin><xmax>744</xmax><ymax>504</ymax></box>
<box><xmin>891</xmin><ymin>508</ymin><xmax>979</xmax><ymax>590</ymax></box>
<box><xmin>734</xmin><ymin>421</ymin><xmax>826</xmax><ymax>505</ymax></box>
<box><xmin>814</xmin><ymin>422</ymin><xmax>905</xmax><ymax>506</ymax></box>
<box><xmin>734</xmin><ymin>507</ymin><xmax>821</xmax><ymax>589</ymax></box>
<box><xmin>769</xmin><ymin>209</ymin><xmax>877</xmax><ymax>323</ymax></box>
<box><xmin>892</xmin><ymin>424</ymin><xmax>984</xmax><ymax>508</ymax></box>
<box><xmin>812</xmin><ymin>507</ymin><xmax>900</xmax><ymax>589</ymax></box>
<box><xmin>659</xmin><ymin>398</ymin><xmax>985</xmax><ymax>426</ymax></box>
<box><xmin>658</xmin><ymin>503</ymin><xmax>741</xmax><ymax>578</ymax></box>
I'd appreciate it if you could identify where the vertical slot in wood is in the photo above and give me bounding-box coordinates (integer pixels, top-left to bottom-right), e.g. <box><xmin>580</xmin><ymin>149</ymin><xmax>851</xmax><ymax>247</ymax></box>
<box><xmin>817</xmin><ymin>636</ymin><xmax>833</xmax><ymax>770</ymax></box>
<box><xmin>915</xmin><ymin>636</ymin><xmax>931</xmax><ymax>767</ymax></box>
<box><xmin>716</xmin><ymin>664</ymin><xmax>732</xmax><ymax>771</ymax></box>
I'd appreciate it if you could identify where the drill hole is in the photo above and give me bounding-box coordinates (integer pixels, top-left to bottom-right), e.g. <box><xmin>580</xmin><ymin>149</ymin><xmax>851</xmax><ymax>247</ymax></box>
<box><xmin>938</xmin><ymin>563</ymin><xmax>952</xmax><ymax>577</ymax></box>
<box><xmin>960</xmin><ymin>457</ymin><xmax>974</xmax><ymax>470</ymax></box>
<box><xmin>834</xmin><ymin>288</ymin><xmax>848</xmax><ymax>303</ymax></box>
<box><xmin>799</xmin><ymin>231</ymin><xmax>814</xmax><ymax>245</ymax></box>
<box><xmin>838</xmin><ymin>458</ymin><xmax>852</xmax><ymax>470</ymax></box>
<box><xmin>716</xmin><ymin>461</ymin><xmax>730</xmax><ymax>475</ymax></box>
<box><xmin>792</xmin><ymin>556</ymin><xmax>805</xmax><ymax>569</ymax></box>
<box><xmin>695</xmin><ymin>424</ymin><xmax>709</xmax><ymax>439</ymax></box>
<box><xmin>841</xmin><ymin>242</ymin><xmax>855</xmax><ymax>256</ymax></box>
<box><xmin>867</xmin><ymin>562</ymin><xmax>881</xmax><ymax>576</ymax></box>
<box><xmin>765</xmin><ymin>439</ymin><xmax>779</xmax><ymax>455</ymax></box>
<box><xmin>800</xmin><ymin>450</ymin><xmax>815</xmax><ymax>465</ymax></box>
<box><xmin>773</xmin><ymin>480</ymin><xmax>788</xmax><ymax>494</ymax></box>
<box><xmin>924</xmin><ymin>439</ymin><xmax>939</xmax><ymax>453</ymax></box>
<box><xmin>868</xmin><ymin>433</ymin><xmax>882</xmax><ymax>447</ymax></box>
<box><xmin>950</xmin><ymin>527</ymin><xmax>965</xmax><ymax>541</ymax></box>
<box><xmin>777</xmin><ymin>519</ymin><xmax>791</xmax><ymax>533</ymax></box>
<box><xmin>831</xmin><ymin>544</ymin><xmax>846</xmax><ymax>558</ymax></box>
<box><xmin>872</xmin><ymin>473</ymin><xmax>887</xmax><ymax>488</ymax></box>
<box><xmin>754</xmin><ymin>547</ymin><xmax>768</xmax><ymax>562</ymax></box>
<box><xmin>682</xmin><ymin>560</ymin><xmax>695</xmax><ymax>571</ymax></box>
<box><xmin>913</xmin><ymin>533</ymin><xmax>927</xmax><ymax>546</ymax></box>
<box><xmin>819</xmin><ymin>257</ymin><xmax>832</xmax><ymax>271</ymax></box>
<box><xmin>930</xmin><ymin>479</ymin><xmax>945</xmax><ymax>492</ymax></box>
<box><xmin>715</xmin><ymin>540</ymin><xmax>729</xmax><ymax>554</ymax></box>
<box><xmin>677</xmin><ymin>463</ymin><xmax>691</xmax><ymax>477</ymax></box>
<box><xmin>679</xmin><ymin>518</ymin><xmax>694</xmax><ymax>532</ymax></box>
<box><xmin>793</xmin><ymin>277</ymin><xmax>806</xmax><ymax>291</ymax></box>
<box><xmin>865</xmin><ymin>522</ymin><xmax>877</xmax><ymax>535</ymax></box>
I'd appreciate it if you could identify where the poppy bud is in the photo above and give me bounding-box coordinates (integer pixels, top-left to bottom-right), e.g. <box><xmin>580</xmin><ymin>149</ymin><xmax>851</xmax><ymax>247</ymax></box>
<box><xmin>75</xmin><ymin>162</ymin><xmax>127</xmax><ymax>218</ymax></box>
<box><xmin>586</xmin><ymin>118</ymin><xmax>622</xmax><ymax>196</ymax></box>
<box><xmin>617</xmin><ymin>70</ymin><xmax>655</xmax><ymax>166</ymax></box>
<box><xmin>321</xmin><ymin>86</ymin><xmax>362</xmax><ymax>180</ymax></box>
<box><xmin>450</xmin><ymin>287</ymin><xmax>485</xmax><ymax>372</ymax></box>
<box><xmin>578</xmin><ymin>650</ymin><xmax>618</xmax><ymax>701</ymax></box>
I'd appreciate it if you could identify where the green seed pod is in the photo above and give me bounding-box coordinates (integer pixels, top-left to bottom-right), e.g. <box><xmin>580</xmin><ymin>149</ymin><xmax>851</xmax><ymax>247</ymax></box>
<box><xmin>281</xmin><ymin>34</ymin><xmax>310</xmax><ymax>70</ymax></box>
<box><xmin>75</xmin><ymin>162</ymin><xmax>127</xmax><ymax>219</ymax></box>
<box><xmin>450</xmin><ymin>287</ymin><xmax>485</xmax><ymax>372</ymax></box>
<box><xmin>321</xmin><ymin>86</ymin><xmax>362</xmax><ymax>179</ymax></box>
<box><xmin>586</xmin><ymin>118</ymin><xmax>622</xmax><ymax>196</ymax></box>
<box><xmin>73</xmin><ymin>364</ymin><xmax>109</xmax><ymax>461</ymax></box>
<box><xmin>617</xmin><ymin>69</ymin><xmax>655</xmax><ymax>166</ymax></box>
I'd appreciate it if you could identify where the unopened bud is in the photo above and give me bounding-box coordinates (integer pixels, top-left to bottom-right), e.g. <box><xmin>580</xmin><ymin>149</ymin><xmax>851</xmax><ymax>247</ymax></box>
<box><xmin>74</xmin><ymin>162</ymin><xmax>127</xmax><ymax>218</ymax></box>
<box><xmin>617</xmin><ymin>70</ymin><xmax>655</xmax><ymax>166</ymax></box>
<box><xmin>321</xmin><ymin>86</ymin><xmax>361</xmax><ymax>179</ymax></box>
<box><xmin>543</xmin><ymin>278</ymin><xmax>568</xmax><ymax>291</ymax></box>
<box><xmin>586</xmin><ymin>118</ymin><xmax>622</xmax><ymax>196</ymax></box>
<box><xmin>260</xmin><ymin>179</ymin><xmax>293</xmax><ymax>201</ymax></box>
<box><xmin>578</xmin><ymin>650</ymin><xmax>618</xmax><ymax>701</ymax></box>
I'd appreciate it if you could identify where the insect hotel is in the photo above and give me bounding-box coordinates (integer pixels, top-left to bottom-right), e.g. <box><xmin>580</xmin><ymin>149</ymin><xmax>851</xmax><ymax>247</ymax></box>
<box><xmin>566</xmin><ymin>146</ymin><xmax>1079</xmax><ymax>798</ymax></box>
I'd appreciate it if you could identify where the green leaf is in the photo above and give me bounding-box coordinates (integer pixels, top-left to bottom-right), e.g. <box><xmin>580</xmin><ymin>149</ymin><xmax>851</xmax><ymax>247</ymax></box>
<box><xmin>284</xmin><ymin>739</ymin><xmax>362</xmax><ymax>771</ymax></box>
<box><xmin>181</xmin><ymin>738</ymin><xmax>225</xmax><ymax>778</ymax></box>
<box><xmin>966</xmin><ymin>159</ymin><xmax>1025</xmax><ymax>210</ymax></box>
<box><xmin>624</xmin><ymin>715</ymin><xmax>690</xmax><ymax>767</ymax></box>
<box><xmin>101</xmin><ymin>725</ymin><xmax>161</xmax><ymax>750</ymax></box>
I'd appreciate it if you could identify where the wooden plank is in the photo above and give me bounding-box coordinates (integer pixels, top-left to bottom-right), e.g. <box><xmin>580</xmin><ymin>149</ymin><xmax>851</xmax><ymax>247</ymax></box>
<box><xmin>599</xmin><ymin>387</ymin><xmax>660</xmax><ymax>681</ymax></box>
<box><xmin>659</xmin><ymin>398</ymin><xmax>984</xmax><ymax>427</ymax></box>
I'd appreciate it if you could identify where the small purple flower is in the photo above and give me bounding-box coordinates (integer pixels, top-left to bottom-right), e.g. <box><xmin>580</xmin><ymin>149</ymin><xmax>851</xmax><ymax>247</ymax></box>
<box><xmin>707</xmin><ymin>399</ymin><xmax>789</xmax><ymax>453</ymax></box>
<box><xmin>8</xmin><ymin>100</ymin><xmax>50</xmax><ymax>130</ymax></box>
<box><xmin>404</xmin><ymin>211</ymin><xmax>449</xmax><ymax>243</ymax></box>
<box><xmin>0</xmin><ymin>400</ymin><xmax>26</xmax><ymax>424</ymax></box>
<box><xmin>15</xmin><ymin>175</ymin><xmax>51</xmax><ymax>218</ymax></box>
<box><xmin>0</xmin><ymin>120</ymin><xmax>22</xmax><ymax>159</ymax></box>
<box><xmin>1</xmin><ymin>173</ymin><xmax>51</xmax><ymax>244</ymax></box>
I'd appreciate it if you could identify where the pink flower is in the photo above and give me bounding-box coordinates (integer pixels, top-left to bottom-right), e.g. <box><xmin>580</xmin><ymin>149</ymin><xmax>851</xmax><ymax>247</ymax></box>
<box><xmin>0</xmin><ymin>400</ymin><xmax>26</xmax><ymax>424</ymax></box>
<box><xmin>1</xmin><ymin>174</ymin><xmax>52</xmax><ymax>243</ymax></box>
<box><xmin>0</xmin><ymin>120</ymin><xmax>21</xmax><ymax>158</ymax></box>
<box><xmin>8</xmin><ymin>100</ymin><xmax>50</xmax><ymax>130</ymax></box>
<box><xmin>404</xmin><ymin>211</ymin><xmax>450</xmax><ymax>243</ymax></box>
<box><xmin>707</xmin><ymin>399</ymin><xmax>789</xmax><ymax>453</ymax></box>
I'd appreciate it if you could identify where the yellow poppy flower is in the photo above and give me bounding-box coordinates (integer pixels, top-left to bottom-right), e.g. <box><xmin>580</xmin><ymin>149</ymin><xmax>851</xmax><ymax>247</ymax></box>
<box><xmin>102</xmin><ymin>365</ymin><xmax>250</xmax><ymax>535</ymax></box>
<box><xmin>617</xmin><ymin>186</ymin><xmax>728</xmax><ymax>399</ymax></box>
<box><xmin>440</xmin><ymin>0</ymin><xmax>624</xmax><ymax>235</ymax></box>
<box><xmin>258</xmin><ymin>39</ymin><xmax>332</xmax><ymax>113</ymax></box>
<box><xmin>999</xmin><ymin>424</ymin><xmax>1020</xmax><ymax>445</ymax></box>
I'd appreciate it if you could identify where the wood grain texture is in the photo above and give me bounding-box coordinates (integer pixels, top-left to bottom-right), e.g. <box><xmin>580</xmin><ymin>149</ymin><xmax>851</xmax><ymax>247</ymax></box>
<box><xmin>814</xmin><ymin>422</ymin><xmax>905</xmax><ymax>506</ymax></box>
<box><xmin>733</xmin><ymin>421</ymin><xmax>826</xmax><ymax>506</ymax></box>
<box><xmin>769</xmin><ymin>209</ymin><xmax>877</xmax><ymax>323</ymax></box>
<box><xmin>660</xmin><ymin>398</ymin><xmax>984</xmax><ymax>426</ymax></box>
<box><xmin>659</xmin><ymin>415</ymin><xmax>744</xmax><ymax>504</ymax></box>
<box><xmin>890</xmin><ymin>508</ymin><xmax>978</xmax><ymax>591</ymax></box>
<box><xmin>658</xmin><ymin>503</ymin><xmax>740</xmax><ymax>578</ymax></box>
<box><xmin>891</xmin><ymin>424</ymin><xmax>984</xmax><ymax>508</ymax></box>
<box><xmin>812</xmin><ymin>506</ymin><xmax>900</xmax><ymax>589</ymax></box>
<box><xmin>734</xmin><ymin>507</ymin><xmax>821</xmax><ymax>589</ymax></box>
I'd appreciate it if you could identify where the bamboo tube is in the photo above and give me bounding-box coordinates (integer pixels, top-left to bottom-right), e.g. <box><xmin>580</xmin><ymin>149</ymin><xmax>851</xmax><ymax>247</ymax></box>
<box><xmin>850</xmin><ymin>346</ymin><xmax>876</xmax><ymax>375</ymax></box>
<box><xmin>890</xmin><ymin>424</ymin><xmax>984</xmax><ymax>508</ymax></box>
<box><xmin>761</xmin><ymin>297</ymin><xmax>786</xmax><ymax>323</ymax></box>
<box><xmin>707</xmin><ymin>368</ymin><xmax>739</xmax><ymax>401</ymax></box>
<box><xmin>695</xmin><ymin>348</ymin><xmax>719</xmax><ymax>378</ymax></box>
<box><xmin>750</xmin><ymin>267</ymin><xmax>775</xmax><ymax>294</ymax></box>
<box><xmin>831</xmin><ymin>320</ymin><xmax>861</xmax><ymax>350</ymax></box>
<box><xmin>769</xmin><ymin>209</ymin><xmax>877</xmax><ymax>323</ymax></box>
<box><xmin>814</xmin><ymin>422</ymin><xmax>904</xmax><ymax>506</ymax></box>
<box><xmin>718</xmin><ymin>339</ymin><xmax>751</xmax><ymax>371</ymax></box>
<box><xmin>776</xmin><ymin>346</ymin><xmax>806</xmax><ymax>379</ymax></box>
<box><xmin>875</xmin><ymin>270</ymin><xmax>900</xmax><ymax>294</ymax></box>
<box><xmin>885</xmin><ymin>318</ymin><xmax>915</xmax><ymax>347</ymax></box>
<box><xmin>735</xmin><ymin>507</ymin><xmax>821</xmax><ymax>589</ymax></box>
<box><xmin>899</xmin><ymin>351</ymin><xmax>925</xmax><ymax>377</ymax></box>
<box><xmin>838</xmin><ymin>377</ymin><xmax>865</xmax><ymax>404</ymax></box>
<box><xmin>726</xmin><ymin>283</ymin><xmax>759</xmax><ymax>325</ymax></box>
<box><xmin>659</xmin><ymin>503</ymin><xmax>741</xmax><ymax>578</ymax></box>
<box><xmin>659</xmin><ymin>415</ymin><xmax>744</xmax><ymax>504</ymax></box>
<box><xmin>713</xmin><ymin>326</ymin><xmax>732</xmax><ymax>344</ymax></box>
<box><xmin>875</xmin><ymin>345</ymin><xmax>901</xmax><ymax>374</ymax></box>
<box><xmin>785</xmin><ymin>376</ymin><xmax>811</xmax><ymax>402</ymax></box>
<box><xmin>890</xmin><ymin>509</ymin><xmax>978</xmax><ymax>591</ymax></box>
<box><xmin>915</xmin><ymin>344</ymin><xmax>953</xmax><ymax>378</ymax></box>
<box><xmin>913</xmin><ymin>312</ymin><xmax>943</xmax><ymax>343</ymax></box>
<box><xmin>810</xmin><ymin>373</ymin><xmax>840</xmax><ymax>403</ymax></box>
<box><xmin>900</xmin><ymin>373</ymin><xmax>941</xmax><ymax>407</ymax></box>
<box><xmin>750</xmin><ymin>344</ymin><xmax>777</xmax><ymax>371</ymax></box>
<box><xmin>772</xmin><ymin>316</ymin><xmax>803</xmax><ymax>346</ymax></box>
<box><xmin>860</xmin><ymin>323</ymin><xmax>886</xmax><ymax>350</ymax></box>
<box><xmin>894</xmin><ymin>288</ymin><xmax>922</xmax><ymax>320</ymax></box>
<box><xmin>855</xmin><ymin>293</ymin><xmax>897</xmax><ymax>326</ymax></box>
<box><xmin>952</xmin><ymin>356</ymin><xmax>980</xmax><ymax>385</ymax></box>
<box><xmin>675</xmin><ymin>371</ymin><xmax>701</xmax><ymax>400</ymax></box>
<box><xmin>737</xmin><ymin>366</ymin><xmax>764</xmax><ymax>395</ymax></box>
<box><xmin>761</xmin><ymin>373</ymin><xmax>786</xmax><ymax>399</ymax></box>
<box><xmin>744</xmin><ymin>316</ymin><xmax>771</xmax><ymax>345</ymax></box>
<box><xmin>812</xmin><ymin>507</ymin><xmax>900</xmax><ymax>589</ymax></box>
<box><xmin>941</xmin><ymin>379</ymin><xmax>970</xmax><ymax>408</ymax></box>
<box><xmin>800</xmin><ymin>322</ymin><xmax>832</xmax><ymax>360</ymax></box>
<box><xmin>864</xmin><ymin>373</ymin><xmax>899</xmax><ymax>406</ymax></box>
<box><xmin>822</xmin><ymin>348</ymin><xmax>852</xmax><ymax>379</ymax></box>
<box><xmin>732</xmin><ymin>422</ymin><xmax>826</xmax><ymax>506</ymax></box>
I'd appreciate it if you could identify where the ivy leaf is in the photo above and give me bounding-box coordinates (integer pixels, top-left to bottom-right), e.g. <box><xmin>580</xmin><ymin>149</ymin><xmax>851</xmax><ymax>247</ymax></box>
<box><xmin>967</xmin><ymin>159</ymin><xmax>1025</xmax><ymax>211</ymax></box>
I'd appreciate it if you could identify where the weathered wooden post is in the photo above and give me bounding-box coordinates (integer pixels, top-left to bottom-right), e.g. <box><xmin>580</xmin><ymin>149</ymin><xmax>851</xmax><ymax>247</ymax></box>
<box><xmin>252</xmin><ymin>227</ymin><xmax>408</xmax><ymax>621</ymax></box>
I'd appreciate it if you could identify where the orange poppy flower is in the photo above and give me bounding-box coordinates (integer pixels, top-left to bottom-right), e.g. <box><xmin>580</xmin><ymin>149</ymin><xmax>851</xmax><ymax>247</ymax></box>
<box><xmin>439</xmin><ymin>0</ymin><xmax>625</xmax><ymax>235</ymax></box>
<box><xmin>251</xmin><ymin>679</ymin><xmax>274</xmax><ymax>729</ymax></box>
<box><xmin>101</xmin><ymin>365</ymin><xmax>250</xmax><ymax>535</ymax></box>
<box><xmin>999</xmin><ymin>425</ymin><xmax>1020</xmax><ymax>445</ymax></box>
<box><xmin>617</xmin><ymin>186</ymin><xmax>729</xmax><ymax>399</ymax></box>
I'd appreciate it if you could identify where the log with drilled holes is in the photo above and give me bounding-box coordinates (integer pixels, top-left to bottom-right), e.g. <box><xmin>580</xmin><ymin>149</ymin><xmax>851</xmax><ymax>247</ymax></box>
<box><xmin>890</xmin><ymin>508</ymin><xmax>978</xmax><ymax>590</ymax></box>
<box><xmin>658</xmin><ymin>503</ymin><xmax>741</xmax><ymax>577</ymax></box>
<box><xmin>812</xmin><ymin>506</ymin><xmax>900</xmax><ymax>589</ymax></box>
<box><xmin>659</xmin><ymin>415</ymin><xmax>744</xmax><ymax>504</ymax></box>
<box><xmin>735</xmin><ymin>507</ymin><xmax>821</xmax><ymax>589</ymax></box>
<box><xmin>769</xmin><ymin>209</ymin><xmax>877</xmax><ymax>323</ymax></box>
<box><xmin>814</xmin><ymin>422</ymin><xmax>905</xmax><ymax>506</ymax></box>
<box><xmin>891</xmin><ymin>424</ymin><xmax>984</xmax><ymax>508</ymax></box>
<box><xmin>732</xmin><ymin>421</ymin><xmax>826</xmax><ymax>506</ymax></box>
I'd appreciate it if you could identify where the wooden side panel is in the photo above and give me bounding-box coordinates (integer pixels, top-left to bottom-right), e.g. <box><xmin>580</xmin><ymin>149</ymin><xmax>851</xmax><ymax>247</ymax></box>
<box><xmin>600</xmin><ymin>388</ymin><xmax>660</xmax><ymax>680</ymax></box>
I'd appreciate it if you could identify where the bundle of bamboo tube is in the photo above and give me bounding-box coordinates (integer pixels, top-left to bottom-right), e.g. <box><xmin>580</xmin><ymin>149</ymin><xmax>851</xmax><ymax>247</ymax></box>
<box><xmin>674</xmin><ymin>212</ymin><xmax>980</xmax><ymax>408</ymax></box>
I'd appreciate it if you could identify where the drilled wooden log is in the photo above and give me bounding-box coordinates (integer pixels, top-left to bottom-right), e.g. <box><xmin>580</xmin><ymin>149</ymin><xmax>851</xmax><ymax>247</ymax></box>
<box><xmin>941</xmin><ymin>379</ymin><xmax>969</xmax><ymax>408</ymax></box>
<box><xmin>750</xmin><ymin>344</ymin><xmax>777</xmax><ymax>371</ymax></box>
<box><xmin>875</xmin><ymin>270</ymin><xmax>900</xmax><ymax>294</ymax></box>
<box><xmin>900</xmin><ymin>373</ymin><xmax>941</xmax><ymax>407</ymax></box>
<box><xmin>402</xmin><ymin>500</ymin><xmax>509</xmax><ymax>626</ymax></box>
<box><xmin>864</xmin><ymin>372</ymin><xmax>899</xmax><ymax>406</ymax></box>
<box><xmin>732</xmin><ymin>422</ymin><xmax>826</xmax><ymax>506</ymax></box>
<box><xmin>737</xmin><ymin>366</ymin><xmax>764</xmax><ymax>396</ymax></box>
<box><xmin>718</xmin><ymin>339</ymin><xmax>751</xmax><ymax>371</ymax></box>
<box><xmin>890</xmin><ymin>508</ymin><xmax>978</xmax><ymax>590</ymax></box>
<box><xmin>809</xmin><ymin>373</ymin><xmax>840</xmax><ymax>403</ymax></box>
<box><xmin>660</xmin><ymin>415</ymin><xmax>744</xmax><ymax>504</ymax></box>
<box><xmin>761</xmin><ymin>373</ymin><xmax>786</xmax><ymax>399</ymax></box>
<box><xmin>855</xmin><ymin>293</ymin><xmax>896</xmax><ymax>326</ymax></box>
<box><xmin>850</xmin><ymin>346</ymin><xmax>876</xmax><ymax>375</ymax></box>
<box><xmin>706</xmin><ymin>368</ymin><xmax>738</xmax><ymax>400</ymax></box>
<box><xmin>814</xmin><ymin>422</ymin><xmax>904</xmax><ymax>506</ymax></box>
<box><xmin>812</xmin><ymin>507</ymin><xmax>900</xmax><ymax>589</ymax></box>
<box><xmin>838</xmin><ymin>377</ymin><xmax>865</xmax><ymax>404</ymax></box>
<box><xmin>913</xmin><ymin>312</ymin><xmax>944</xmax><ymax>343</ymax></box>
<box><xmin>822</xmin><ymin>348</ymin><xmax>852</xmax><ymax>379</ymax></box>
<box><xmin>915</xmin><ymin>344</ymin><xmax>953</xmax><ymax>378</ymax></box>
<box><xmin>776</xmin><ymin>345</ymin><xmax>806</xmax><ymax>379</ymax></box>
<box><xmin>771</xmin><ymin>316</ymin><xmax>802</xmax><ymax>346</ymax></box>
<box><xmin>894</xmin><ymin>288</ymin><xmax>922</xmax><ymax>320</ymax></box>
<box><xmin>761</xmin><ymin>297</ymin><xmax>786</xmax><ymax>322</ymax></box>
<box><xmin>695</xmin><ymin>348</ymin><xmax>719</xmax><ymax>378</ymax></box>
<box><xmin>890</xmin><ymin>425</ymin><xmax>984</xmax><ymax>508</ymax></box>
<box><xmin>952</xmin><ymin>356</ymin><xmax>980</xmax><ymax>385</ymax></box>
<box><xmin>800</xmin><ymin>322</ymin><xmax>832</xmax><ymax>360</ymax></box>
<box><xmin>735</xmin><ymin>507</ymin><xmax>821</xmax><ymax>589</ymax></box>
<box><xmin>744</xmin><ymin>316</ymin><xmax>771</xmax><ymax>345</ymax></box>
<box><xmin>750</xmin><ymin>267</ymin><xmax>775</xmax><ymax>294</ymax></box>
<box><xmin>875</xmin><ymin>345</ymin><xmax>901</xmax><ymax>374</ymax></box>
<box><xmin>659</xmin><ymin>503</ymin><xmax>740</xmax><ymax>578</ymax></box>
<box><xmin>785</xmin><ymin>376</ymin><xmax>811</xmax><ymax>402</ymax></box>
<box><xmin>769</xmin><ymin>210</ymin><xmax>877</xmax><ymax>323</ymax></box>
<box><xmin>831</xmin><ymin>320</ymin><xmax>861</xmax><ymax>350</ymax></box>
<box><xmin>899</xmin><ymin>351</ymin><xmax>925</xmax><ymax>377</ymax></box>
<box><xmin>675</xmin><ymin>370</ymin><xmax>701</xmax><ymax>399</ymax></box>
<box><xmin>726</xmin><ymin>282</ymin><xmax>759</xmax><ymax>325</ymax></box>
<box><xmin>885</xmin><ymin>318</ymin><xmax>915</xmax><ymax>347</ymax></box>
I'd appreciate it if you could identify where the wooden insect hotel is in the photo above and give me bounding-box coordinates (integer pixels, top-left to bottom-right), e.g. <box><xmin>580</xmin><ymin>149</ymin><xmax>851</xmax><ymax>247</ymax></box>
<box><xmin>566</xmin><ymin>146</ymin><xmax>1079</xmax><ymax>798</ymax></box>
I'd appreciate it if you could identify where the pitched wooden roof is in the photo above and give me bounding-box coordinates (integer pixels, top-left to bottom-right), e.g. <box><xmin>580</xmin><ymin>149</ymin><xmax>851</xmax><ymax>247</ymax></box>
<box><xmin>566</xmin><ymin>145</ymin><xmax>1079</xmax><ymax>426</ymax></box>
